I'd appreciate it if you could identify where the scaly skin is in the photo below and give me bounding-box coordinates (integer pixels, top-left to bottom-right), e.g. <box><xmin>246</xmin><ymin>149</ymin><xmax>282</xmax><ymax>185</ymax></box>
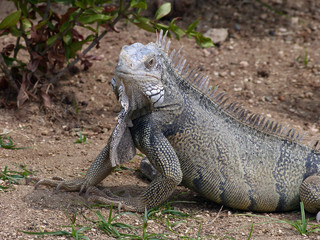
<box><xmin>30</xmin><ymin>31</ymin><xmax>320</xmax><ymax>218</ymax></box>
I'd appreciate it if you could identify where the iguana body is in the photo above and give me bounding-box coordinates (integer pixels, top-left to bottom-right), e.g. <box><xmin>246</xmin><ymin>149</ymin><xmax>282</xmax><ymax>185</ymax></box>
<box><xmin>31</xmin><ymin>31</ymin><xmax>320</xmax><ymax>217</ymax></box>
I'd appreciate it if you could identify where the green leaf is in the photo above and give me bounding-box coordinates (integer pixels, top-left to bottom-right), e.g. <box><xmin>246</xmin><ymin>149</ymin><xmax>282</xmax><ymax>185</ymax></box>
<box><xmin>155</xmin><ymin>2</ymin><xmax>171</xmax><ymax>20</ymax></box>
<box><xmin>63</xmin><ymin>33</ymin><xmax>72</xmax><ymax>45</ymax></box>
<box><xmin>186</xmin><ymin>18</ymin><xmax>200</xmax><ymax>33</ymax></box>
<box><xmin>22</xmin><ymin>18</ymin><xmax>32</xmax><ymax>30</ymax></box>
<box><xmin>80</xmin><ymin>25</ymin><xmax>97</xmax><ymax>33</ymax></box>
<box><xmin>8</xmin><ymin>26</ymin><xmax>22</xmax><ymax>37</ymax></box>
<box><xmin>46</xmin><ymin>34</ymin><xmax>58</xmax><ymax>46</ymax></box>
<box><xmin>0</xmin><ymin>10</ymin><xmax>21</xmax><ymax>30</ymax></box>
<box><xmin>195</xmin><ymin>33</ymin><xmax>214</xmax><ymax>48</ymax></box>
<box><xmin>154</xmin><ymin>23</ymin><xmax>169</xmax><ymax>30</ymax></box>
<box><xmin>78</xmin><ymin>14</ymin><xmax>112</xmax><ymax>24</ymax></box>
<box><xmin>2</xmin><ymin>55</ymin><xmax>15</xmax><ymax>67</ymax></box>
<box><xmin>169</xmin><ymin>19</ymin><xmax>184</xmax><ymax>40</ymax></box>
<box><xmin>75</xmin><ymin>1</ymin><xmax>87</xmax><ymax>9</ymax></box>
<box><xmin>134</xmin><ymin>16</ymin><xmax>150</xmax><ymax>24</ymax></box>
<box><xmin>130</xmin><ymin>0</ymin><xmax>147</xmax><ymax>9</ymax></box>
<box><xmin>35</xmin><ymin>19</ymin><xmax>48</xmax><ymax>30</ymax></box>
<box><xmin>133</xmin><ymin>16</ymin><xmax>154</xmax><ymax>32</ymax></box>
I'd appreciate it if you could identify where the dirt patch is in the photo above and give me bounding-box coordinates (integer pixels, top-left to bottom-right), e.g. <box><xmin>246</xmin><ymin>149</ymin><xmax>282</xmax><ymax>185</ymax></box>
<box><xmin>1</xmin><ymin>0</ymin><xmax>320</xmax><ymax>239</ymax></box>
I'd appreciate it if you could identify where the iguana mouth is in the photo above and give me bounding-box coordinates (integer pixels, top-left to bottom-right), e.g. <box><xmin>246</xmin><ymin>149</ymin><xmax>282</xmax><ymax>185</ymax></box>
<box><xmin>115</xmin><ymin>71</ymin><xmax>164</xmax><ymax>108</ymax></box>
<box><xmin>115</xmin><ymin>71</ymin><xmax>158</xmax><ymax>82</ymax></box>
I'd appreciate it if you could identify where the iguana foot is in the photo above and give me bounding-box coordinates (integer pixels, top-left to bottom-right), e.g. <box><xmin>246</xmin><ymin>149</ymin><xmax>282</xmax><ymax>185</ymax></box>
<box><xmin>85</xmin><ymin>186</ymin><xmax>145</xmax><ymax>212</ymax></box>
<box><xmin>26</xmin><ymin>176</ymin><xmax>89</xmax><ymax>193</ymax></box>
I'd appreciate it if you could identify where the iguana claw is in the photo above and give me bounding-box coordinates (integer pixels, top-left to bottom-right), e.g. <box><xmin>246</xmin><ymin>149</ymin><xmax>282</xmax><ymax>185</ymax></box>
<box><xmin>26</xmin><ymin>176</ymin><xmax>88</xmax><ymax>193</ymax></box>
<box><xmin>83</xmin><ymin>186</ymin><xmax>143</xmax><ymax>212</ymax></box>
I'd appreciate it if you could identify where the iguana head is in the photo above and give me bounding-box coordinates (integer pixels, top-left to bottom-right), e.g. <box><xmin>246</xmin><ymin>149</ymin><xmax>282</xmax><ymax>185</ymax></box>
<box><xmin>113</xmin><ymin>41</ymin><xmax>166</xmax><ymax>113</ymax></box>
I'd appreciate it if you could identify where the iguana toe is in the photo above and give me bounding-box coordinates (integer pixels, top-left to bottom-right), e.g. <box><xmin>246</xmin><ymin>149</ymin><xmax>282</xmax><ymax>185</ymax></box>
<box><xmin>84</xmin><ymin>186</ymin><xmax>144</xmax><ymax>212</ymax></box>
<box><xmin>27</xmin><ymin>176</ymin><xmax>89</xmax><ymax>193</ymax></box>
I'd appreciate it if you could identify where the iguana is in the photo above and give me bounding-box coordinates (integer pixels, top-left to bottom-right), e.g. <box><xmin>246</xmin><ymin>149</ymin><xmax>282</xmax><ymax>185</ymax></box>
<box><xmin>29</xmin><ymin>30</ymin><xmax>320</xmax><ymax>220</ymax></box>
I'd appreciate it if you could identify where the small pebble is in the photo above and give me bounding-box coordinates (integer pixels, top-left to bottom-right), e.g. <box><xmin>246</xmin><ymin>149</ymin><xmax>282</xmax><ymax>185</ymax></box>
<box><xmin>240</xmin><ymin>61</ymin><xmax>249</xmax><ymax>67</ymax></box>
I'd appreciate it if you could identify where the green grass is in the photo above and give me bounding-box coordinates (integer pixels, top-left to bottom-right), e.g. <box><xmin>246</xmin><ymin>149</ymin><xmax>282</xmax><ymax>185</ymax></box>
<box><xmin>0</xmin><ymin>165</ymin><xmax>34</xmax><ymax>190</ymax></box>
<box><xmin>235</xmin><ymin>202</ymin><xmax>320</xmax><ymax>237</ymax></box>
<box><xmin>303</xmin><ymin>50</ymin><xmax>309</xmax><ymax>67</ymax></box>
<box><xmin>20</xmin><ymin>212</ymin><xmax>90</xmax><ymax>240</ymax></box>
<box><xmin>20</xmin><ymin>185</ymin><xmax>319</xmax><ymax>239</ymax></box>
<box><xmin>255</xmin><ymin>0</ymin><xmax>287</xmax><ymax>16</ymax></box>
<box><xmin>89</xmin><ymin>204</ymin><xmax>139</xmax><ymax>238</ymax></box>
<box><xmin>296</xmin><ymin>50</ymin><xmax>309</xmax><ymax>67</ymax></box>
<box><xmin>21</xmin><ymin>201</ymin><xmax>202</xmax><ymax>240</ymax></box>
<box><xmin>283</xmin><ymin>202</ymin><xmax>320</xmax><ymax>235</ymax></box>
<box><xmin>0</xmin><ymin>134</ymin><xmax>29</xmax><ymax>150</ymax></box>
<box><xmin>22</xmin><ymin>199</ymin><xmax>319</xmax><ymax>239</ymax></box>
<box><xmin>74</xmin><ymin>131</ymin><xmax>88</xmax><ymax>144</ymax></box>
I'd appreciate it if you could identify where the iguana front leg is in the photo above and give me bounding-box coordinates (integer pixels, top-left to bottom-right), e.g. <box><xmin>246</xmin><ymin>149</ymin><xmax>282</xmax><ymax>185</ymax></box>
<box><xmin>28</xmin><ymin>141</ymin><xmax>113</xmax><ymax>193</ymax></box>
<box><xmin>88</xmin><ymin>129</ymin><xmax>183</xmax><ymax>212</ymax></box>
<box><xmin>28</xmin><ymin>122</ymin><xmax>136</xmax><ymax>194</ymax></box>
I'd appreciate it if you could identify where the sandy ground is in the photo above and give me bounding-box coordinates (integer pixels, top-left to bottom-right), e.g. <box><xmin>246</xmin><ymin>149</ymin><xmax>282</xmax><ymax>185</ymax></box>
<box><xmin>1</xmin><ymin>0</ymin><xmax>320</xmax><ymax>239</ymax></box>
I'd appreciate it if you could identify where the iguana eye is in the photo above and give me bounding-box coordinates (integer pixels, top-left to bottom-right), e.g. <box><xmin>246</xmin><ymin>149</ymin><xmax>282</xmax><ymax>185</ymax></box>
<box><xmin>145</xmin><ymin>55</ymin><xmax>156</xmax><ymax>69</ymax></box>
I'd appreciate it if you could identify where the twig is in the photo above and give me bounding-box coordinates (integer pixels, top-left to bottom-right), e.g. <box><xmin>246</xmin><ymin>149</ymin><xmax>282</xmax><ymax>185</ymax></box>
<box><xmin>43</xmin><ymin>0</ymin><xmax>51</xmax><ymax>20</ymax></box>
<box><xmin>19</xmin><ymin>20</ymin><xmax>34</xmax><ymax>62</ymax></box>
<box><xmin>13</xmin><ymin>37</ymin><xmax>20</xmax><ymax>59</ymax></box>
<box><xmin>0</xmin><ymin>54</ymin><xmax>18</xmax><ymax>91</ymax></box>
<box><xmin>49</xmin><ymin>2</ymin><xmax>130</xmax><ymax>84</ymax></box>
<box><xmin>209</xmin><ymin>205</ymin><xmax>224</xmax><ymax>225</ymax></box>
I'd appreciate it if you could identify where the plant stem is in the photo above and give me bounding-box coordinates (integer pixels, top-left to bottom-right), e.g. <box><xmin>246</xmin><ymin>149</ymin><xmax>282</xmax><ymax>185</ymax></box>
<box><xmin>43</xmin><ymin>0</ymin><xmax>51</xmax><ymax>20</ymax></box>
<box><xmin>13</xmin><ymin>37</ymin><xmax>20</xmax><ymax>59</ymax></box>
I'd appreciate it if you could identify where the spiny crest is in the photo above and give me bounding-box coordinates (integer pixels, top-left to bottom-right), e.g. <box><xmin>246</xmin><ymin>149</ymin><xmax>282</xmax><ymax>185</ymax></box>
<box><xmin>155</xmin><ymin>30</ymin><xmax>319</xmax><ymax>151</ymax></box>
<box><xmin>157</xmin><ymin>30</ymin><xmax>211</xmax><ymax>94</ymax></box>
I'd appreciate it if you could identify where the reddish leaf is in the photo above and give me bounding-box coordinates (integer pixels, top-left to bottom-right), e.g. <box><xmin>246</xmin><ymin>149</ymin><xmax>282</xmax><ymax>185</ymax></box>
<box><xmin>84</xmin><ymin>54</ymin><xmax>103</xmax><ymax>61</ymax></box>
<box><xmin>17</xmin><ymin>73</ymin><xmax>29</xmax><ymax>107</ymax></box>
<box><xmin>0</xmin><ymin>77</ymin><xmax>8</xmax><ymax>89</ymax></box>
<box><xmin>0</xmin><ymin>29</ymin><xmax>10</xmax><ymax>35</ymax></box>
<box><xmin>41</xmin><ymin>84</ymin><xmax>52</xmax><ymax>108</ymax></box>
<box><xmin>27</xmin><ymin>59</ymin><xmax>39</xmax><ymax>72</ymax></box>
<box><xmin>28</xmin><ymin>10</ymin><xmax>36</xmax><ymax>20</ymax></box>
<box><xmin>27</xmin><ymin>52</ymin><xmax>43</xmax><ymax>72</ymax></box>
<box><xmin>81</xmin><ymin>59</ymin><xmax>92</xmax><ymax>71</ymax></box>
<box><xmin>2</xmin><ymin>44</ymin><xmax>14</xmax><ymax>56</ymax></box>
<box><xmin>31</xmin><ymin>51</ymin><xmax>43</xmax><ymax>60</ymax></box>
<box><xmin>30</xmin><ymin>26</ymin><xmax>41</xmax><ymax>43</ymax></box>
<box><xmin>71</xmin><ymin>29</ymin><xmax>84</xmax><ymax>41</ymax></box>
<box><xmin>103</xmin><ymin>6</ymin><xmax>116</xmax><ymax>13</ymax></box>
<box><xmin>48</xmin><ymin>42</ymin><xmax>66</xmax><ymax>69</ymax></box>
<box><xmin>38</xmin><ymin>59</ymin><xmax>48</xmax><ymax>73</ymax></box>
<box><xmin>35</xmin><ymin>5</ymin><xmax>47</xmax><ymax>16</ymax></box>
<box><xmin>60</xmin><ymin>8</ymin><xmax>77</xmax><ymax>25</ymax></box>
